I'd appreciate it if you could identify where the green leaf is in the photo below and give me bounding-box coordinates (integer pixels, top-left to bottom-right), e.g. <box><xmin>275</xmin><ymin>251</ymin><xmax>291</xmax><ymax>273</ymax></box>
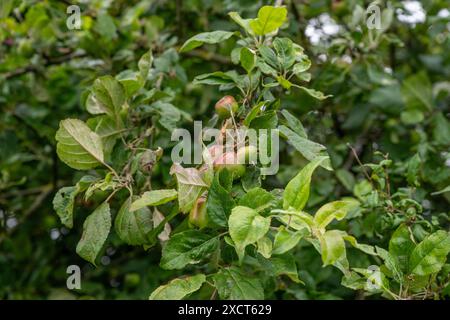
<box><xmin>238</xmin><ymin>187</ymin><xmax>275</xmax><ymax>212</ymax></box>
<box><xmin>294</xmin><ymin>86</ymin><xmax>331</xmax><ymax>100</ymax></box>
<box><xmin>257</xmin><ymin>253</ymin><xmax>302</xmax><ymax>283</ymax></box>
<box><xmin>336</xmin><ymin>169</ymin><xmax>355</xmax><ymax>192</ymax></box>
<box><xmin>147</xmin><ymin>101</ymin><xmax>188</xmax><ymax>132</ymax></box>
<box><xmin>380</xmin><ymin>7</ymin><xmax>394</xmax><ymax>32</ymax></box>
<box><xmin>85</xmin><ymin>92</ymin><xmax>104</xmax><ymax>115</ymax></box>
<box><xmin>257</xmin><ymin>236</ymin><xmax>272</xmax><ymax>258</ymax></box>
<box><xmin>249</xmin><ymin>111</ymin><xmax>278</xmax><ymax>130</ymax></box>
<box><xmin>259</xmin><ymin>45</ymin><xmax>279</xmax><ymax>69</ymax></box>
<box><xmin>206</xmin><ymin>170</ymin><xmax>235</xmax><ymax>227</ymax></box>
<box><xmin>193</xmin><ymin>71</ymin><xmax>239</xmax><ymax>86</ymax></box>
<box><xmin>389</xmin><ymin>224</ymin><xmax>416</xmax><ymax>273</ymax></box>
<box><xmin>53</xmin><ymin>186</ymin><xmax>80</xmax><ymax>229</ymax></box>
<box><xmin>149</xmin><ymin>274</ymin><xmax>206</xmax><ymax>300</ymax></box>
<box><xmin>231</xmin><ymin>47</ymin><xmax>242</xmax><ymax>64</ymax></box>
<box><xmin>86</xmin><ymin>115</ymin><xmax>120</xmax><ymax>159</ymax></box>
<box><xmin>213</xmin><ymin>266</ymin><xmax>264</xmax><ymax>299</ymax></box>
<box><xmin>115</xmin><ymin>197</ymin><xmax>153</xmax><ymax>246</ymax></box>
<box><xmin>353</xmin><ymin>180</ymin><xmax>373</xmax><ymax>201</ymax></box>
<box><xmin>313</xmin><ymin>199</ymin><xmax>359</xmax><ymax>230</ymax></box>
<box><xmin>341</xmin><ymin>272</ymin><xmax>367</xmax><ymax>291</ymax></box>
<box><xmin>170</xmin><ymin>164</ymin><xmax>208</xmax><ymax>213</ymax></box>
<box><xmin>152</xmin><ymin>209</ymin><xmax>172</xmax><ymax>242</ymax></box>
<box><xmin>401</xmin><ymin>71</ymin><xmax>433</xmax><ymax>112</ymax></box>
<box><xmin>240</xmin><ymin>47</ymin><xmax>256</xmax><ymax>73</ymax></box>
<box><xmin>56</xmin><ymin>119</ymin><xmax>104</xmax><ymax>170</ymax></box>
<box><xmin>76</xmin><ymin>202</ymin><xmax>111</xmax><ymax>265</ymax></box>
<box><xmin>281</xmin><ymin>110</ymin><xmax>307</xmax><ymax>138</ymax></box>
<box><xmin>0</xmin><ymin>0</ymin><xmax>13</xmax><ymax>19</ymax></box>
<box><xmin>138</xmin><ymin>50</ymin><xmax>153</xmax><ymax>80</ymax></box>
<box><xmin>94</xmin><ymin>14</ymin><xmax>117</xmax><ymax>40</ymax></box>
<box><xmin>160</xmin><ymin>230</ymin><xmax>219</xmax><ymax>270</ymax></box>
<box><xmin>283</xmin><ymin>156</ymin><xmax>328</xmax><ymax>211</ymax></box>
<box><xmin>228</xmin><ymin>206</ymin><xmax>271</xmax><ymax>263</ymax></box>
<box><xmin>376</xmin><ymin>246</ymin><xmax>403</xmax><ymax>283</ymax></box>
<box><xmin>249</xmin><ymin>6</ymin><xmax>287</xmax><ymax>36</ymax></box>
<box><xmin>400</xmin><ymin>109</ymin><xmax>424</xmax><ymax>125</ymax></box>
<box><xmin>407</xmin><ymin>153</ymin><xmax>421</xmax><ymax>187</ymax></box>
<box><xmin>432</xmin><ymin>185</ymin><xmax>450</xmax><ymax>196</ymax></box>
<box><xmin>272</xmin><ymin>226</ymin><xmax>306</xmax><ymax>255</ymax></box>
<box><xmin>77</xmin><ymin>175</ymin><xmax>99</xmax><ymax>191</ymax></box>
<box><xmin>256</xmin><ymin>59</ymin><xmax>278</xmax><ymax>77</ymax></box>
<box><xmin>409</xmin><ymin>230</ymin><xmax>450</xmax><ymax>276</ymax></box>
<box><xmin>130</xmin><ymin>189</ymin><xmax>177</xmax><ymax>212</ymax></box>
<box><xmin>53</xmin><ymin>175</ymin><xmax>97</xmax><ymax>227</ymax></box>
<box><xmin>319</xmin><ymin>230</ymin><xmax>347</xmax><ymax>267</ymax></box>
<box><xmin>242</xmin><ymin>165</ymin><xmax>262</xmax><ymax>191</ymax></box>
<box><xmin>229</xmin><ymin>12</ymin><xmax>254</xmax><ymax>35</ymax></box>
<box><xmin>368</xmin><ymin>84</ymin><xmax>403</xmax><ymax>112</ymax></box>
<box><xmin>292</xmin><ymin>60</ymin><xmax>311</xmax><ymax>74</ymax></box>
<box><xmin>343</xmin><ymin>234</ymin><xmax>377</xmax><ymax>256</ymax></box>
<box><xmin>179</xmin><ymin>31</ymin><xmax>235</xmax><ymax>52</ymax></box>
<box><xmin>295</xmin><ymin>71</ymin><xmax>311</xmax><ymax>82</ymax></box>
<box><xmin>91</xmin><ymin>75</ymin><xmax>125</xmax><ymax>116</ymax></box>
<box><xmin>244</xmin><ymin>102</ymin><xmax>266</xmax><ymax>126</ymax></box>
<box><xmin>273</xmin><ymin>37</ymin><xmax>296</xmax><ymax>69</ymax></box>
<box><xmin>432</xmin><ymin>112</ymin><xmax>450</xmax><ymax>145</ymax></box>
<box><xmin>116</xmin><ymin>70</ymin><xmax>142</xmax><ymax>97</ymax></box>
<box><xmin>84</xmin><ymin>174</ymin><xmax>119</xmax><ymax>201</ymax></box>
<box><xmin>278</xmin><ymin>125</ymin><xmax>330</xmax><ymax>169</ymax></box>
<box><xmin>276</xmin><ymin>211</ymin><xmax>313</xmax><ymax>232</ymax></box>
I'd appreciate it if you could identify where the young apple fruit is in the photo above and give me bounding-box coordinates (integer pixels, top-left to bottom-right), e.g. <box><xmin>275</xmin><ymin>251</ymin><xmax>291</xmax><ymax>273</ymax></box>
<box><xmin>237</xmin><ymin>145</ymin><xmax>258</xmax><ymax>165</ymax></box>
<box><xmin>189</xmin><ymin>196</ymin><xmax>208</xmax><ymax>229</ymax></box>
<box><xmin>215</xmin><ymin>95</ymin><xmax>238</xmax><ymax>118</ymax></box>
<box><xmin>213</xmin><ymin>152</ymin><xmax>246</xmax><ymax>179</ymax></box>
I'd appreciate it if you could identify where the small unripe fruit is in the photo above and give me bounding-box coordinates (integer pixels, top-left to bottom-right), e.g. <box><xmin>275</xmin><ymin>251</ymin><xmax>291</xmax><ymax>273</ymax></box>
<box><xmin>213</xmin><ymin>152</ymin><xmax>246</xmax><ymax>179</ymax></box>
<box><xmin>215</xmin><ymin>96</ymin><xmax>238</xmax><ymax>118</ymax></box>
<box><xmin>124</xmin><ymin>273</ymin><xmax>141</xmax><ymax>287</ymax></box>
<box><xmin>152</xmin><ymin>162</ymin><xmax>161</xmax><ymax>176</ymax></box>
<box><xmin>206</xmin><ymin>144</ymin><xmax>224</xmax><ymax>162</ymax></box>
<box><xmin>189</xmin><ymin>196</ymin><xmax>208</xmax><ymax>229</ymax></box>
<box><xmin>237</xmin><ymin>145</ymin><xmax>258</xmax><ymax>164</ymax></box>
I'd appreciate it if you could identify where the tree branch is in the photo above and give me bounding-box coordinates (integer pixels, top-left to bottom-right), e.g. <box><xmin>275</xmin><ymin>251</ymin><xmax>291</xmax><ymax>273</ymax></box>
<box><xmin>184</xmin><ymin>49</ymin><xmax>232</xmax><ymax>65</ymax></box>
<box><xmin>2</xmin><ymin>51</ymin><xmax>87</xmax><ymax>80</ymax></box>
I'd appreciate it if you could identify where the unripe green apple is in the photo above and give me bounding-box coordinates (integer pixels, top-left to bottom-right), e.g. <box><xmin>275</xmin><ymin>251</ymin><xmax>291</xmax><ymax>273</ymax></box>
<box><xmin>215</xmin><ymin>95</ymin><xmax>238</xmax><ymax>118</ymax></box>
<box><xmin>124</xmin><ymin>273</ymin><xmax>141</xmax><ymax>287</ymax></box>
<box><xmin>213</xmin><ymin>152</ymin><xmax>246</xmax><ymax>179</ymax></box>
<box><xmin>237</xmin><ymin>145</ymin><xmax>258</xmax><ymax>164</ymax></box>
<box><xmin>189</xmin><ymin>196</ymin><xmax>208</xmax><ymax>229</ymax></box>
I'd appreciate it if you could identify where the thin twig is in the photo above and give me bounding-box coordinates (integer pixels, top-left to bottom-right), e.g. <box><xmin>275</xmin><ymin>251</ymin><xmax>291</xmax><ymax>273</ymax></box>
<box><xmin>184</xmin><ymin>49</ymin><xmax>231</xmax><ymax>65</ymax></box>
<box><xmin>2</xmin><ymin>51</ymin><xmax>87</xmax><ymax>79</ymax></box>
<box><xmin>0</xmin><ymin>184</ymin><xmax>53</xmax><ymax>245</ymax></box>
<box><xmin>347</xmin><ymin>143</ymin><xmax>373</xmax><ymax>183</ymax></box>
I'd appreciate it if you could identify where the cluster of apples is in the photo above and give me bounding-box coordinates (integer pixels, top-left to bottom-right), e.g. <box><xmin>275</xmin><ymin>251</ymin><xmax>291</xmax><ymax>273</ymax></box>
<box><xmin>211</xmin><ymin>95</ymin><xmax>258</xmax><ymax>178</ymax></box>
<box><xmin>188</xmin><ymin>96</ymin><xmax>258</xmax><ymax>228</ymax></box>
